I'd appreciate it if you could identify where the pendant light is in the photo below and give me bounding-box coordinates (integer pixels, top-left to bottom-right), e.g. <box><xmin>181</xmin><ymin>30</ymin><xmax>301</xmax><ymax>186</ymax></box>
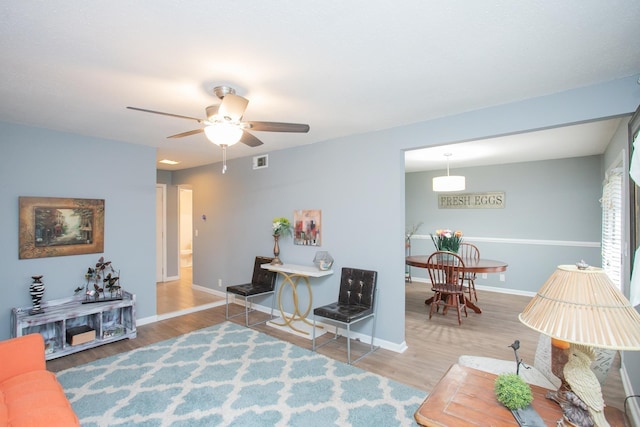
<box><xmin>432</xmin><ymin>153</ymin><xmax>465</xmax><ymax>192</ymax></box>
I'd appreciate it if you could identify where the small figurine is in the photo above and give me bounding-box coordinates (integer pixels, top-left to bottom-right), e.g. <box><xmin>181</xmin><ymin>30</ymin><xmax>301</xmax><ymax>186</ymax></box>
<box><xmin>79</xmin><ymin>256</ymin><xmax>123</xmax><ymax>303</ymax></box>
<box><xmin>563</xmin><ymin>345</ymin><xmax>608</xmax><ymax>427</ymax></box>
<box><xmin>508</xmin><ymin>339</ymin><xmax>530</xmax><ymax>375</ymax></box>
<box><xmin>29</xmin><ymin>275</ymin><xmax>45</xmax><ymax>314</ymax></box>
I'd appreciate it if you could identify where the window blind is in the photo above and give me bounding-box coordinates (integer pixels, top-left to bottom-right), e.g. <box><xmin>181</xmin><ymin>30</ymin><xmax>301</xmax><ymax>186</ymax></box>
<box><xmin>601</xmin><ymin>167</ymin><xmax>623</xmax><ymax>291</ymax></box>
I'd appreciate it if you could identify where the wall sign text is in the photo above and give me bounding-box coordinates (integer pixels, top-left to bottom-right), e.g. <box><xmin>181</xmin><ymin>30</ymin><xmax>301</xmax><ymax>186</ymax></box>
<box><xmin>438</xmin><ymin>192</ymin><xmax>505</xmax><ymax>209</ymax></box>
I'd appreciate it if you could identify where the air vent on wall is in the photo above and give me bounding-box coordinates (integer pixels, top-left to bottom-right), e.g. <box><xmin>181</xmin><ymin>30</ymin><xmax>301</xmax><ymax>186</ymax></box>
<box><xmin>253</xmin><ymin>155</ymin><xmax>268</xmax><ymax>170</ymax></box>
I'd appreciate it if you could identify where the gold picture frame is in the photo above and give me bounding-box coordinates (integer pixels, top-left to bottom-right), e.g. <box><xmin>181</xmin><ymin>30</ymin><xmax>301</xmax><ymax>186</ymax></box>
<box><xmin>293</xmin><ymin>209</ymin><xmax>321</xmax><ymax>246</ymax></box>
<box><xmin>19</xmin><ymin>197</ymin><xmax>105</xmax><ymax>259</ymax></box>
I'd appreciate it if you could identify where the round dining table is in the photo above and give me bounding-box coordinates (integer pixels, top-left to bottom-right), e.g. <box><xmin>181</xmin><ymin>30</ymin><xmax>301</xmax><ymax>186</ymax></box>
<box><xmin>405</xmin><ymin>255</ymin><xmax>508</xmax><ymax>313</ymax></box>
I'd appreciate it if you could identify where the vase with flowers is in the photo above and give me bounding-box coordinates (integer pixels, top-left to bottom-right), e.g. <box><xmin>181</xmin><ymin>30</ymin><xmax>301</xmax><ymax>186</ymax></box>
<box><xmin>430</xmin><ymin>229</ymin><xmax>463</xmax><ymax>253</ymax></box>
<box><xmin>271</xmin><ymin>217</ymin><xmax>292</xmax><ymax>265</ymax></box>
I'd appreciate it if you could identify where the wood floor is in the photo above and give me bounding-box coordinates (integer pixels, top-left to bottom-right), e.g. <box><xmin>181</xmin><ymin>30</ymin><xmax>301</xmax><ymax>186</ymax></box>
<box><xmin>47</xmin><ymin>273</ymin><xmax>629</xmax><ymax>420</ymax></box>
<box><xmin>156</xmin><ymin>267</ymin><xmax>224</xmax><ymax>314</ymax></box>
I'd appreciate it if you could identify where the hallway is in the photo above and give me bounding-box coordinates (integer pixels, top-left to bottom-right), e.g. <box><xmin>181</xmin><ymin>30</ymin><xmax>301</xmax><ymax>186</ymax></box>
<box><xmin>156</xmin><ymin>267</ymin><xmax>224</xmax><ymax>315</ymax></box>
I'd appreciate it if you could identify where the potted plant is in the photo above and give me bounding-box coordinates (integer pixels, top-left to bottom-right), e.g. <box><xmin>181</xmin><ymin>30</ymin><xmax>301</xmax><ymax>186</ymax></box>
<box><xmin>271</xmin><ymin>217</ymin><xmax>292</xmax><ymax>265</ymax></box>
<box><xmin>272</xmin><ymin>217</ymin><xmax>292</xmax><ymax>238</ymax></box>
<box><xmin>494</xmin><ymin>373</ymin><xmax>533</xmax><ymax>410</ymax></box>
<box><xmin>430</xmin><ymin>229</ymin><xmax>463</xmax><ymax>252</ymax></box>
<box><xmin>495</xmin><ymin>373</ymin><xmax>541</xmax><ymax>426</ymax></box>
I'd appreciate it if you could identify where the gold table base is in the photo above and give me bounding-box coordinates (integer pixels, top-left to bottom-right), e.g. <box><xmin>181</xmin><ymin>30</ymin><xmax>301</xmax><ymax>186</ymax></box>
<box><xmin>271</xmin><ymin>272</ymin><xmax>323</xmax><ymax>335</ymax></box>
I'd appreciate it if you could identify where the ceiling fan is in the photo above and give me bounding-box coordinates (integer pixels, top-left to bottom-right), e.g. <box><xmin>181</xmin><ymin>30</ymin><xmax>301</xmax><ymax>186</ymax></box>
<box><xmin>127</xmin><ymin>85</ymin><xmax>310</xmax><ymax>173</ymax></box>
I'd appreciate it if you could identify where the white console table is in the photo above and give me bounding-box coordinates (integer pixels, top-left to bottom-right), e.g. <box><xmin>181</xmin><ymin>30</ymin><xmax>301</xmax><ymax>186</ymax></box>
<box><xmin>261</xmin><ymin>263</ymin><xmax>333</xmax><ymax>335</ymax></box>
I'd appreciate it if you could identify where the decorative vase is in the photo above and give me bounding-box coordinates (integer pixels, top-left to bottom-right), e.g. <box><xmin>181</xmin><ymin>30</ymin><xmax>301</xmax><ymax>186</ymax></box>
<box><xmin>29</xmin><ymin>275</ymin><xmax>45</xmax><ymax>315</ymax></box>
<box><xmin>271</xmin><ymin>234</ymin><xmax>283</xmax><ymax>265</ymax></box>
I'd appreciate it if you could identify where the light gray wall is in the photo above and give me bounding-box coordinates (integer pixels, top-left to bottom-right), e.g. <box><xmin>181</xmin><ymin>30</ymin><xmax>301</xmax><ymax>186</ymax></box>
<box><xmin>405</xmin><ymin>155</ymin><xmax>603</xmax><ymax>293</ymax></box>
<box><xmin>603</xmin><ymin>111</ymin><xmax>640</xmax><ymax>403</ymax></box>
<box><xmin>167</xmin><ymin>76</ymin><xmax>640</xmax><ymax>350</ymax></box>
<box><xmin>1</xmin><ymin>122</ymin><xmax>157</xmax><ymax>341</ymax></box>
<box><xmin>172</xmin><ymin>131</ymin><xmax>406</xmax><ymax>345</ymax></box>
<box><xmin>156</xmin><ymin>171</ymin><xmax>179</xmax><ymax>278</ymax></box>
<box><xmin>1</xmin><ymin>76</ymin><xmax>638</xmax><ymax>396</ymax></box>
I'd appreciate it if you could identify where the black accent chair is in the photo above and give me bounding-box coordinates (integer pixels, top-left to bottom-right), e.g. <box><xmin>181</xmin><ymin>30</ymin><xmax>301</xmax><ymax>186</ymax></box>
<box><xmin>225</xmin><ymin>256</ymin><xmax>278</xmax><ymax>327</ymax></box>
<box><xmin>312</xmin><ymin>267</ymin><xmax>378</xmax><ymax>364</ymax></box>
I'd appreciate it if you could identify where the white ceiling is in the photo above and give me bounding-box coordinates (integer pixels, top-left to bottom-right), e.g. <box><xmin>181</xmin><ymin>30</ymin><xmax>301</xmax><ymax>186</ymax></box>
<box><xmin>1</xmin><ymin>1</ymin><xmax>639</xmax><ymax>171</ymax></box>
<box><xmin>404</xmin><ymin>117</ymin><xmax>625</xmax><ymax>172</ymax></box>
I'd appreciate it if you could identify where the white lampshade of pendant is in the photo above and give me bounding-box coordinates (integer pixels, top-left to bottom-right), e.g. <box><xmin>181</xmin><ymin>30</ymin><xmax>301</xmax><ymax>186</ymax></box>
<box><xmin>204</xmin><ymin>122</ymin><xmax>243</xmax><ymax>146</ymax></box>
<box><xmin>432</xmin><ymin>175</ymin><xmax>465</xmax><ymax>192</ymax></box>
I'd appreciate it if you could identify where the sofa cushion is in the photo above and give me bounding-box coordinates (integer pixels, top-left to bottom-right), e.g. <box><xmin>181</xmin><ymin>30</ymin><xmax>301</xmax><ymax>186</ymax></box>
<box><xmin>0</xmin><ymin>391</ymin><xmax>7</xmax><ymax>423</ymax></box>
<box><xmin>1</xmin><ymin>370</ymin><xmax>79</xmax><ymax>427</ymax></box>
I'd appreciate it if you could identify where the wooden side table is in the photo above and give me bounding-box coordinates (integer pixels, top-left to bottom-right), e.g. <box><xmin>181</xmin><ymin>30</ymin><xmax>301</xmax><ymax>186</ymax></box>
<box><xmin>414</xmin><ymin>364</ymin><xmax>627</xmax><ymax>426</ymax></box>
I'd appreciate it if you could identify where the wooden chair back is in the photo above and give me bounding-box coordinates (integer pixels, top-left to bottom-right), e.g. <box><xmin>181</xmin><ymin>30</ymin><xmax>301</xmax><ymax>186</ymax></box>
<box><xmin>426</xmin><ymin>251</ymin><xmax>466</xmax><ymax>291</ymax></box>
<box><xmin>458</xmin><ymin>242</ymin><xmax>480</xmax><ymax>262</ymax></box>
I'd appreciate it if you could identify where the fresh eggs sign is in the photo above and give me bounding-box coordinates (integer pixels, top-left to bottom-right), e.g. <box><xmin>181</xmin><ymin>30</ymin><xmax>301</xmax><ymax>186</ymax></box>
<box><xmin>438</xmin><ymin>192</ymin><xmax>505</xmax><ymax>209</ymax></box>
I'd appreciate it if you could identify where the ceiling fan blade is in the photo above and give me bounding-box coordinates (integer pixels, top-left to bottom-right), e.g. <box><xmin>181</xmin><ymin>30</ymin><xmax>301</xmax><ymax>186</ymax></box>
<box><xmin>245</xmin><ymin>121</ymin><xmax>310</xmax><ymax>133</ymax></box>
<box><xmin>218</xmin><ymin>94</ymin><xmax>249</xmax><ymax>121</ymax></box>
<box><xmin>126</xmin><ymin>106</ymin><xmax>203</xmax><ymax>122</ymax></box>
<box><xmin>240</xmin><ymin>131</ymin><xmax>263</xmax><ymax>147</ymax></box>
<box><xmin>167</xmin><ymin>128</ymin><xmax>204</xmax><ymax>139</ymax></box>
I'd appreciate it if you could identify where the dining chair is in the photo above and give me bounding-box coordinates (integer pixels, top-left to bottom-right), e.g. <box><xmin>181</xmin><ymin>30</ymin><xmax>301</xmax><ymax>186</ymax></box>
<box><xmin>312</xmin><ymin>267</ymin><xmax>379</xmax><ymax>364</ymax></box>
<box><xmin>458</xmin><ymin>242</ymin><xmax>480</xmax><ymax>301</ymax></box>
<box><xmin>225</xmin><ymin>256</ymin><xmax>278</xmax><ymax>327</ymax></box>
<box><xmin>426</xmin><ymin>251</ymin><xmax>467</xmax><ymax>325</ymax></box>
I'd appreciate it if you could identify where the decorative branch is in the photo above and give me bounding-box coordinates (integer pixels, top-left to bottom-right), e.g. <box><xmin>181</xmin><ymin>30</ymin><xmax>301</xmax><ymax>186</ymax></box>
<box><xmin>508</xmin><ymin>340</ymin><xmax>530</xmax><ymax>375</ymax></box>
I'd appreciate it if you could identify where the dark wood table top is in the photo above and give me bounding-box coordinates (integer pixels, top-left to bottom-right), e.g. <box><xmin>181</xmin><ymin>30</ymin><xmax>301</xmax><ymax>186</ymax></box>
<box><xmin>414</xmin><ymin>364</ymin><xmax>627</xmax><ymax>427</ymax></box>
<box><xmin>406</xmin><ymin>255</ymin><xmax>508</xmax><ymax>273</ymax></box>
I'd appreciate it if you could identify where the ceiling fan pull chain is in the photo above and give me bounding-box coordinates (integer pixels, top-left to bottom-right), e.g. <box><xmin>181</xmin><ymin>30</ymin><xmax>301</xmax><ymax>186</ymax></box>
<box><xmin>222</xmin><ymin>145</ymin><xmax>228</xmax><ymax>174</ymax></box>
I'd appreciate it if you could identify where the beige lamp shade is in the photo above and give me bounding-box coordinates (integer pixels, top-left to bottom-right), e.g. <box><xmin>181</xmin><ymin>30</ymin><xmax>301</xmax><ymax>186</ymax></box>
<box><xmin>519</xmin><ymin>264</ymin><xmax>640</xmax><ymax>350</ymax></box>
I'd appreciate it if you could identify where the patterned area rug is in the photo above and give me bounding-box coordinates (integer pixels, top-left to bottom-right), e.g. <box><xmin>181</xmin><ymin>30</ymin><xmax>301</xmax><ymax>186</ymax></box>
<box><xmin>57</xmin><ymin>322</ymin><xmax>426</xmax><ymax>426</ymax></box>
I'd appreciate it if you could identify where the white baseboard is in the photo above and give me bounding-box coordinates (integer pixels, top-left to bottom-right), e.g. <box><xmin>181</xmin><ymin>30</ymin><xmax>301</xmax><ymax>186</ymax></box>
<box><xmin>143</xmin><ymin>280</ymin><xmax>536</xmax><ymax>354</ymax></box>
<box><xmin>137</xmin><ymin>299</ymin><xmax>227</xmax><ymax>326</ymax></box>
<box><xmin>409</xmin><ymin>277</ymin><xmax>536</xmax><ymax>297</ymax></box>
<box><xmin>137</xmin><ymin>315</ymin><xmax>157</xmax><ymax>326</ymax></box>
<box><xmin>620</xmin><ymin>364</ymin><xmax>640</xmax><ymax>427</ymax></box>
<box><xmin>226</xmin><ymin>299</ymin><xmax>408</xmax><ymax>353</ymax></box>
<box><xmin>324</xmin><ymin>322</ymin><xmax>408</xmax><ymax>354</ymax></box>
<box><xmin>192</xmin><ymin>283</ymin><xmax>226</xmax><ymax>298</ymax></box>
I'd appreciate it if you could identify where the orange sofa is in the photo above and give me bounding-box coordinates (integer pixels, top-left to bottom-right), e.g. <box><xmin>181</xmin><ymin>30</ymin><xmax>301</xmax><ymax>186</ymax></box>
<box><xmin>0</xmin><ymin>333</ymin><xmax>79</xmax><ymax>427</ymax></box>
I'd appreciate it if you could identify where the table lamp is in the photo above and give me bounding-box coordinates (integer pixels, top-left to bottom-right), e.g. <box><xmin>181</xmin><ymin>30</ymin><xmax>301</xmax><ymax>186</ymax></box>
<box><xmin>519</xmin><ymin>263</ymin><xmax>640</xmax><ymax>427</ymax></box>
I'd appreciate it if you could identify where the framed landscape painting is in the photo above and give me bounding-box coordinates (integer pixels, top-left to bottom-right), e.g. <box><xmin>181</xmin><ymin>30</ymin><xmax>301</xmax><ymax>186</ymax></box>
<box><xmin>19</xmin><ymin>197</ymin><xmax>105</xmax><ymax>259</ymax></box>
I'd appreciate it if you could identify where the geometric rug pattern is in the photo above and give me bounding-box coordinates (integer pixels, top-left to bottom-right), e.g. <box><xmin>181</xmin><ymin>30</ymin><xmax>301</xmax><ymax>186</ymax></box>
<box><xmin>57</xmin><ymin>322</ymin><xmax>426</xmax><ymax>426</ymax></box>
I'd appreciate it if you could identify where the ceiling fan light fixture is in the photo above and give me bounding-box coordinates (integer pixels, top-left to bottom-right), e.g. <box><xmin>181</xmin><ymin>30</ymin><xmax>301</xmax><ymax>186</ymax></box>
<box><xmin>204</xmin><ymin>121</ymin><xmax>243</xmax><ymax>146</ymax></box>
<box><xmin>432</xmin><ymin>153</ymin><xmax>466</xmax><ymax>192</ymax></box>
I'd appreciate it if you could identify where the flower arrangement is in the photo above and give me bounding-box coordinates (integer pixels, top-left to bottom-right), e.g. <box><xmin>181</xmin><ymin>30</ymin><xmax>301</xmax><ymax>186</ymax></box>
<box><xmin>272</xmin><ymin>217</ymin><xmax>292</xmax><ymax>237</ymax></box>
<box><xmin>430</xmin><ymin>229</ymin><xmax>463</xmax><ymax>252</ymax></box>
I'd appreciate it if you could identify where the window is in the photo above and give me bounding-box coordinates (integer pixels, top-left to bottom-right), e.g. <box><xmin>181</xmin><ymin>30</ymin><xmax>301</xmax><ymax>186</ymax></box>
<box><xmin>601</xmin><ymin>166</ymin><xmax>623</xmax><ymax>290</ymax></box>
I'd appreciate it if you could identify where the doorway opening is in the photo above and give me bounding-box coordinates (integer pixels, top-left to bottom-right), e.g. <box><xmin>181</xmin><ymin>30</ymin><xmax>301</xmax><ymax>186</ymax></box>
<box><xmin>156</xmin><ymin>185</ymin><xmax>225</xmax><ymax>316</ymax></box>
<box><xmin>179</xmin><ymin>187</ymin><xmax>193</xmax><ymax>272</ymax></box>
